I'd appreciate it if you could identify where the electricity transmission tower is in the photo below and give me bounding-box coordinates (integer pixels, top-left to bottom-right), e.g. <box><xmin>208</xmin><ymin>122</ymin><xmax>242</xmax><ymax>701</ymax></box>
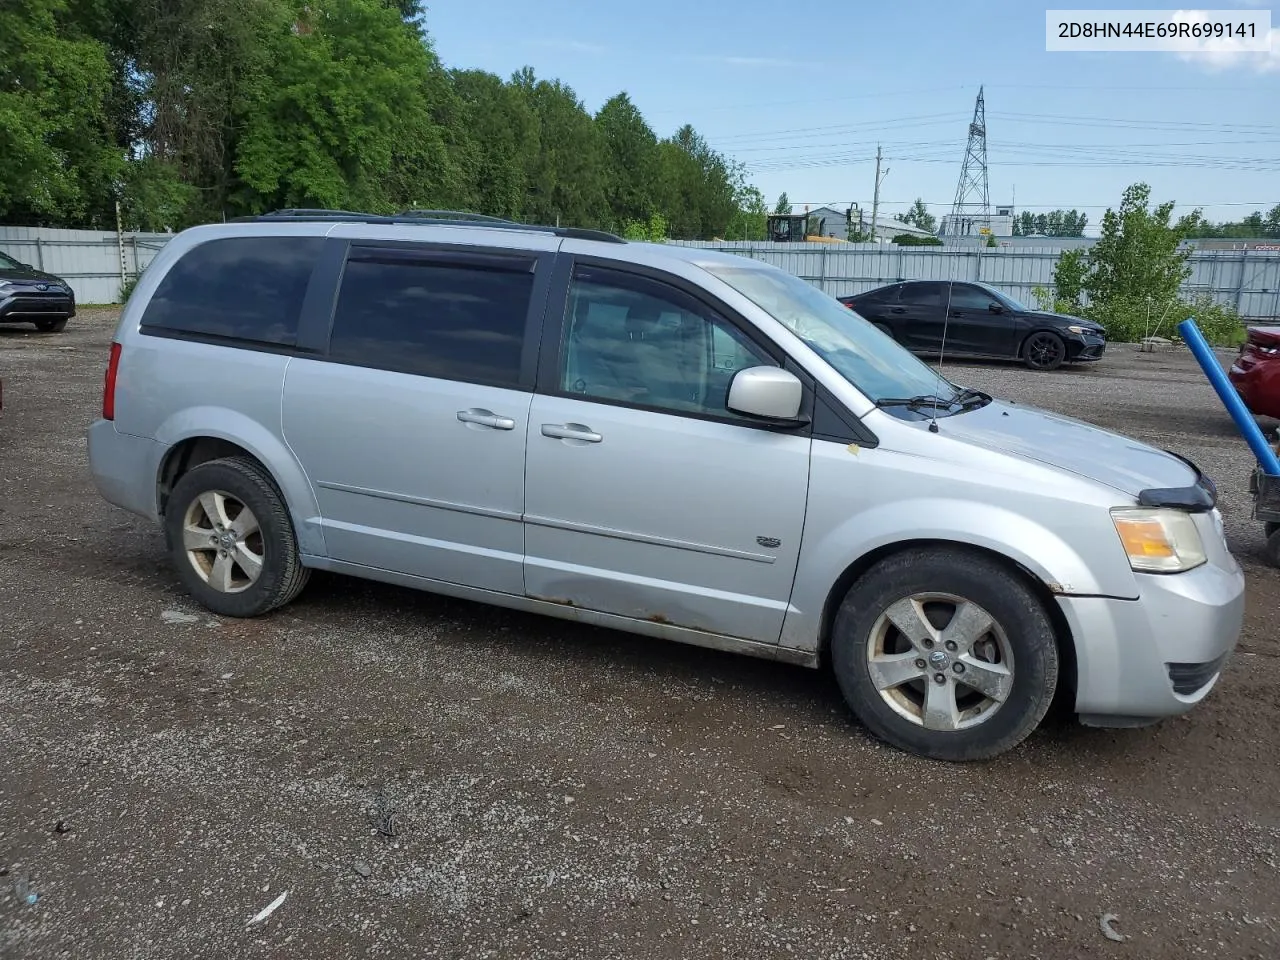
<box><xmin>946</xmin><ymin>87</ymin><xmax>990</xmax><ymax>238</ymax></box>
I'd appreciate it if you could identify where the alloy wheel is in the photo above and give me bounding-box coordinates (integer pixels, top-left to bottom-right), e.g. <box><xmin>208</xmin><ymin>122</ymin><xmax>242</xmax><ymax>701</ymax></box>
<box><xmin>181</xmin><ymin>490</ymin><xmax>265</xmax><ymax>594</ymax></box>
<box><xmin>865</xmin><ymin>593</ymin><xmax>1014</xmax><ymax>731</ymax></box>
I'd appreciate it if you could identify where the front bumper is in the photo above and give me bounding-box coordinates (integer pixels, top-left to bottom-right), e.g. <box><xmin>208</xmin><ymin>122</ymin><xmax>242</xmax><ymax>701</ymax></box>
<box><xmin>1066</xmin><ymin>333</ymin><xmax>1107</xmax><ymax>362</ymax></box>
<box><xmin>0</xmin><ymin>290</ymin><xmax>75</xmax><ymax>322</ymax></box>
<box><xmin>1058</xmin><ymin>554</ymin><xmax>1245</xmax><ymax>723</ymax></box>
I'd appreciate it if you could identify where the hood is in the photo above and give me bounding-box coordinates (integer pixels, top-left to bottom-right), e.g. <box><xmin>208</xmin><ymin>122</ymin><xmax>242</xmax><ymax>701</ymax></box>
<box><xmin>937</xmin><ymin>398</ymin><xmax>1198</xmax><ymax>497</ymax></box>
<box><xmin>0</xmin><ymin>262</ymin><xmax>63</xmax><ymax>284</ymax></box>
<box><xmin>1026</xmin><ymin>310</ymin><xmax>1104</xmax><ymax>333</ymax></box>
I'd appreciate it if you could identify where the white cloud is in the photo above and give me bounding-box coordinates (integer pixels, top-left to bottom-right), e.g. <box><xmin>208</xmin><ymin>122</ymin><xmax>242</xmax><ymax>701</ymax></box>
<box><xmin>1171</xmin><ymin>10</ymin><xmax>1279</xmax><ymax>74</ymax></box>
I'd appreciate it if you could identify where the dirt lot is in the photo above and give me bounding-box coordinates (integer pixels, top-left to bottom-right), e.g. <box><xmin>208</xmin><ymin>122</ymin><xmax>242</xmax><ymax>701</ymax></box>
<box><xmin>2</xmin><ymin>309</ymin><xmax>1279</xmax><ymax>960</ymax></box>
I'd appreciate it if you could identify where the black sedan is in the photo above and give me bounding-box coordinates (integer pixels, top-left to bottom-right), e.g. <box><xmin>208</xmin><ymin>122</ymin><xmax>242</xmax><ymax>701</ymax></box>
<box><xmin>838</xmin><ymin>280</ymin><xmax>1105</xmax><ymax>371</ymax></box>
<box><xmin>0</xmin><ymin>249</ymin><xmax>76</xmax><ymax>332</ymax></box>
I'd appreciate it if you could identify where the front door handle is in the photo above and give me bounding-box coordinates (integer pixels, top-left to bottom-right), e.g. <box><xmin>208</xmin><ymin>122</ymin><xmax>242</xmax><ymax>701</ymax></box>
<box><xmin>890</xmin><ymin>307</ymin><xmax>906</xmax><ymax>314</ymax></box>
<box><xmin>457</xmin><ymin>408</ymin><xmax>515</xmax><ymax>430</ymax></box>
<box><xmin>541</xmin><ymin>423</ymin><xmax>602</xmax><ymax>443</ymax></box>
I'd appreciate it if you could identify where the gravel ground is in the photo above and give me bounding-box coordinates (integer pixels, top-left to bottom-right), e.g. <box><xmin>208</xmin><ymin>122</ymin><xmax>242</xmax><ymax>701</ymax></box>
<box><xmin>2</xmin><ymin>309</ymin><xmax>1279</xmax><ymax>960</ymax></box>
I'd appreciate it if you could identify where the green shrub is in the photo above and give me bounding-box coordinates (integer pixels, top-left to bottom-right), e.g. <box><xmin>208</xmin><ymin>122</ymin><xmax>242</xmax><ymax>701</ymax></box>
<box><xmin>119</xmin><ymin>273</ymin><xmax>141</xmax><ymax>303</ymax></box>
<box><xmin>1030</xmin><ymin>285</ymin><xmax>1079</xmax><ymax>315</ymax></box>
<box><xmin>1081</xmin><ymin>296</ymin><xmax>1246</xmax><ymax>347</ymax></box>
<box><xmin>892</xmin><ymin>233</ymin><xmax>942</xmax><ymax>246</ymax></box>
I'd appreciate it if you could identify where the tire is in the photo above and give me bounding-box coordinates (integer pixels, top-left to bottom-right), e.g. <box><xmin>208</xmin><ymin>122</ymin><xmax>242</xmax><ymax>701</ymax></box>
<box><xmin>1266</xmin><ymin>528</ymin><xmax>1280</xmax><ymax>569</ymax></box>
<box><xmin>1022</xmin><ymin>331</ymin><xmax>1066</xmax><ymax>371</ymax></box>
<box><xmin>163</xmin><ymin>456</ymin><xmax>311</xmax><ymax>617</ymax></box>
<box><xmin>830</xmin><ymin>547</ymin><xmax>1060</xmax><ymax>762</ymax></box>
<box><xmin>34</xmin><ymin>318</ymin><xmax>68</xmax><ymax>333</ymax></box>
<box><xmin>1265</xmin><ymin>522</ymin><xmax>1279</xmax><ymax>539</ymax></box>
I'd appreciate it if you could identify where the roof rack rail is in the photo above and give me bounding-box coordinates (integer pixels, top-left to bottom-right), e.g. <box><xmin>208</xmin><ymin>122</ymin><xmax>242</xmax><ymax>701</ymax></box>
<box><xmin>230</xmin><ymin>208</ymin><xmax>627</xmax><ymax>243</ymax></box>
<box><xmin>395</xmin><ymin>209</ymin><xmax>516</xmax><ymax>224</ymax></box>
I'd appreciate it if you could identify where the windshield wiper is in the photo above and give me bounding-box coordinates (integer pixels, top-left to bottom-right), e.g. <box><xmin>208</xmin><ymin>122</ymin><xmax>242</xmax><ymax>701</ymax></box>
<box><xmin>954</xmin><ymin>386</ymin><xmax>991</xmax><ymax>408</ymax></box>
<box><xmin>875</xmin><ymin>394</ymin><xmax>959</xmax><ymax>411</ymax></box>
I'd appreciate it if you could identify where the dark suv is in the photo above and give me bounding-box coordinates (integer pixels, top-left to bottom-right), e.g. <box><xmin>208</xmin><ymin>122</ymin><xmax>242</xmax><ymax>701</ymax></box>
<box><xmin>839</xmin><ymin>280</ymin><xmax>1105</xmax><ymax>371</ymax></box>
<box><xmin>0</xmin><ymin>250</ymin><xmax>76</xmax><ymax>332</ymax></box>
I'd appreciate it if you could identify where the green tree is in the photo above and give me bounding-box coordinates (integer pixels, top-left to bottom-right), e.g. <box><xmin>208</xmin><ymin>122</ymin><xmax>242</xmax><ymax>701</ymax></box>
<box><xmin>514</xmin><ymin>68</ymin><xmax>609</xmax><ymax>227</ymax></box>
<box><xmin>773</xmin><ymin>192</ymin><xmax>791</xmax><ymax>215</ymax></box>
<box><xmin>450</xmin><ymin>69</ymin><xmax>539</xmax><ymax>219</ymax></box>
<box><xmin>595</xmin><ymin>92</ymin><xmax>659</xmax><ymax>229</ymax></box>
<box><xmin>1052</xmin><ymin>248</ymin><xmax>1088</xmax><ymax>307</ymax></box>
<box><xmin>0</xmin><ymin>0</ymin><xmax>123</xmax><ymax>226</ymax></box>
<box><xmin>899</xmin><ymin>197</ymin><xmax>936</xmax><ymax>233</ymax></box>
<box><xmin>234</xmin><ymin>0</ymin><xmax>459</xmax><ymax>214</ymax></box>
<box><xmin>1083</xmin><ymin>183</ymin><xmax>1198</xmax><ymax>309</ymax></box>
<box><xmin>1267</xmin><ymin>204</ymin><xmax>1280</xmax><ymax>238</ymax></box>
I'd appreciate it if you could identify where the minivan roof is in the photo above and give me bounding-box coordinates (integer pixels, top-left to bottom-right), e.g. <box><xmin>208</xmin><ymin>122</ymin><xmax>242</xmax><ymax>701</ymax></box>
<box><xmin>226</xmin><ymin>208</ymin><xmax>771</xmax><ymax>273</ymax></box>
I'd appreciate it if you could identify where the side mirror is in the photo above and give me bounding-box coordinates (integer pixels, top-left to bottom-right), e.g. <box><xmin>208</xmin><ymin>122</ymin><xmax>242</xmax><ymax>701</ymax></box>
<box><xmin>989</xmin><ymin>302</ymin><xmax>1004</xmax><ymax>314</ymax></box>
<box><xmin>727</xmin><ymin>366</ymin><xmax>804</xmax><ymax>421</ymax></box>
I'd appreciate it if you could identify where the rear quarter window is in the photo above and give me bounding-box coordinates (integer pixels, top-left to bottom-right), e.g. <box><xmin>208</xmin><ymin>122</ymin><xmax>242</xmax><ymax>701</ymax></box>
<box><xmin>139</xmin><ymin>236</ymin><xmax>324</xmax><ymax>346</ymax></box>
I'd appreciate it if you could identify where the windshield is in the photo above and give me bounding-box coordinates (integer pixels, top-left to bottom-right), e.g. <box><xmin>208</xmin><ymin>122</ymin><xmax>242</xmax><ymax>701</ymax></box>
<box><xmin>0</xmin><ymin>251</ymin><xmax>22</xmax><ymax>270</ymax></box>
<box><xmin>701</xmin><ymin>260</ymin><xmax>961</xmax><ymax>406</ymax></box>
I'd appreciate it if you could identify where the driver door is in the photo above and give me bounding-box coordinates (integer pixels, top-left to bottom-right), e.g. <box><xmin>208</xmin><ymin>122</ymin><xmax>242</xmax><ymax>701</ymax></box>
<box><xmin>942</xmin><ymin>283</ymin><xmax>1017</xmax><ymax>357</ymax></box>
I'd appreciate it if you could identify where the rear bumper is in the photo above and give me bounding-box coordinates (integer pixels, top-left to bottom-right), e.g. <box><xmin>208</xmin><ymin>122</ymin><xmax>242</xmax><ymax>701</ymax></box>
<box><xmin>87</xmin><ymin>419</ymin><xmax>162</xmax><ymax>522</ymax></box>
<box><xmin>1059</xmin><ymin>558</ymin><xmax>1245</xmax><ymax>722</ymax></box>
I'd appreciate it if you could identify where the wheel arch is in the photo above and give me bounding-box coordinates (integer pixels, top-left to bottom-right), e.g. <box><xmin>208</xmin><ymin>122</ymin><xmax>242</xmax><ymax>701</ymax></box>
<box><xmin>153</xmin><ymin>420</ymin><xmax>325</xmax><ymax>557</ymax></box>
<box><xmin>815</xmin><ymin>538</ymin><xmax>1078</xmax><ymax>712</ymax></box>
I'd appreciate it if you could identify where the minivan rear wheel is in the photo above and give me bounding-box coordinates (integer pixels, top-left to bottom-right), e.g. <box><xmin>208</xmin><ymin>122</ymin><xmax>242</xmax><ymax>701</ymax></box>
<box><xmin>830</xmin><ymin>547</ymin><xmax>1059</xmax><ymax>761</ymax></box>
<box><xmin>164</xmin><ymin>456</ymin><xmax>311</xmax><ymax>617</ymax></box>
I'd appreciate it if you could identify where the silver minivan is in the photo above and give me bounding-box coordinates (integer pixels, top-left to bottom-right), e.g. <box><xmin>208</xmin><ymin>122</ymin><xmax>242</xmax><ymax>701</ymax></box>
<box><xmin>87</xmin><ymin>211</ymin><xmax>1246</xmax><ymax>761</ymax></box>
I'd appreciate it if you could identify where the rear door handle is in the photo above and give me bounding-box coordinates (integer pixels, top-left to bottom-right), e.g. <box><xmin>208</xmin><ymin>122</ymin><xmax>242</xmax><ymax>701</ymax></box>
<box><xmin>890</xmin><ymin>307</ymin><xmax>906</xmax><ymax>314</ymax></box>
<box><xmin>457</xmin><ymin>408</ymin><xmax>515</xmax><ymax>430</ymax></box>
<box><xmin>541</xmin><ymin>423</ymin><xmax>602</xmax><ymax>443</ymax></box>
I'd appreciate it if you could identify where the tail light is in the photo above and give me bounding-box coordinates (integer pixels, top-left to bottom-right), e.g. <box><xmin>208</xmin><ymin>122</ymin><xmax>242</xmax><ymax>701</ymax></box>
<box><xmin>102</xmin><ymin>342</ymin><xmax>122</xmax><ymax>420</ymax></box>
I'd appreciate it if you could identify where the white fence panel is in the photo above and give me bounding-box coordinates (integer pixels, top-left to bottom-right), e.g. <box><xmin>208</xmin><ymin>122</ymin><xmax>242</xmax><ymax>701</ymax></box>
<box><xmin>3</xmin><ymin>226</ymin><xmax>1278</xmax><ymax>319</ymax></box>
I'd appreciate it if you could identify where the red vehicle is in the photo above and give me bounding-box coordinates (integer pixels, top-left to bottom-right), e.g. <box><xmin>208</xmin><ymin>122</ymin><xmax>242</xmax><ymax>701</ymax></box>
<box><xmin>1230</xmin><ymin>325</ymin><xmax>1280</xmax><ymax>420</ymax></box>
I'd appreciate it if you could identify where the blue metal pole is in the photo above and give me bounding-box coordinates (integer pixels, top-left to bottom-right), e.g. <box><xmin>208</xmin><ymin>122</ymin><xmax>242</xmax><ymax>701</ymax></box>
<box><xmin>1178</xmin><ymin>317</ymin><xmax>1280</xmax><ymax>476</ymax></box>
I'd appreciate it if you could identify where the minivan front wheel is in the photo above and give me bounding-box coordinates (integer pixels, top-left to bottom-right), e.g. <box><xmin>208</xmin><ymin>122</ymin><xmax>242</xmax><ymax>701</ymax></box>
<box><xmin>164</xmin><ymin>456</ymin><xmax>311</xmax><ymax>617</ymax></box>
<box><xmin>831</xmin><ymin>547</ymin><xmax>1059</xmax><ymax>761</ymax></box>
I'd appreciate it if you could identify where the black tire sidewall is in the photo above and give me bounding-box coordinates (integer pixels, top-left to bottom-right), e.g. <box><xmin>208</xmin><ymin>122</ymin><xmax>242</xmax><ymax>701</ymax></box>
<box><xmin>164</xmin><ymin>459</ymin><xmax>296</xmax><ymax>617</ymax></box>
<box><xmin>831</xmin><ymin>549</ymin><xmax>1059</xmax><ymax>761</ymax></box>
<box><xmin>1266</xmin><ymin>528</ymin><xmax>1280</xmax><ymax>569</ymax></box>
<box><xmin>1024</xmin><ymin>332</ymin><xmax>1065</xmax><ymax>371</ymax></box>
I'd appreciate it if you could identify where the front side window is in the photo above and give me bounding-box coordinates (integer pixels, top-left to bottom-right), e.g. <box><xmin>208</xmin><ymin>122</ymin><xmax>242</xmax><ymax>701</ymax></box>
<box><xmin>140</xmin><ymin>236</ymin><xmax>324</xmax><ymax>346</ymax></box>
<box><xmin>328</xmin><ymin>253</ymin><xmax>535</xmax><ymax>387</ymax></box>
<box><xmin>559</xmin><ymin>266</ymin><xmax>774</xmax><ymax>418</ymax></box>
<box><xmin>899</xmin><ymin>282</ymin><xmax>943</xmax><ymax>307</ymax></box>
<box><xmin>947</xmin><ymin>284</ymin><xmax>999</xmax><ymax>311</ymax></box>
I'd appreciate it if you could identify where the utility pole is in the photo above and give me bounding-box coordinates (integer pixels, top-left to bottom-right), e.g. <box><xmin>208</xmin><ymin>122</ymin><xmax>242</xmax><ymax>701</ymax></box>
<box><xmin>870</xmin><ymin>144</ymin><xmax>889</xmax><ymax>243</ymax></box>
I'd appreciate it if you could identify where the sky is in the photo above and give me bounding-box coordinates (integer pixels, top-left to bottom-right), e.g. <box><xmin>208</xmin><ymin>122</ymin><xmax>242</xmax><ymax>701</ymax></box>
<box><xmin>425</xmin><ymin>1</ymin><xmax>1279</xmax><ymax>235</ymax></box>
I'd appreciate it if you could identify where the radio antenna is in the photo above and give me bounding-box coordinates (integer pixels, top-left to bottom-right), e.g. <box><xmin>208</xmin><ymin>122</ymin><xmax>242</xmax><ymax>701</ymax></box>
<box><xmin>930</xmin><ymin>280</ymin><xmax>955</xmax><ymax>433</ymax></box>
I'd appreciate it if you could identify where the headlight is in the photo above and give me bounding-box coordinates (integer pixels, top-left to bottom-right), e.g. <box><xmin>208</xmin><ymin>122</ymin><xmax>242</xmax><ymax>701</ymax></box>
<box><xmin>1110</xmin><ymin>507</ymin><xmax>1207</xmax><ymax>573</ymax></box>
<box><xmin>1067</xmin><ymin>324</ymin><xmax>1094</xmax><ymax>335</ymax></box>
